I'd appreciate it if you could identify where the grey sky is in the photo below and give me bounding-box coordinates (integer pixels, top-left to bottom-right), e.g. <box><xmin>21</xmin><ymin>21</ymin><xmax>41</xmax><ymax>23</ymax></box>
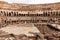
<box><xmin>0</xmin><ymin>0</ymin><xmax>60</xmax><ymax>4</ymax></box>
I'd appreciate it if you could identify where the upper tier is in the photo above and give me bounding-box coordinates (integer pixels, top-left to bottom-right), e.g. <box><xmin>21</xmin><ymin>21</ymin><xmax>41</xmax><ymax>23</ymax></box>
<box><xmin>0</xmin><ymin>1</ymin><xmax>60</xmax><ymax>11</ymax></box>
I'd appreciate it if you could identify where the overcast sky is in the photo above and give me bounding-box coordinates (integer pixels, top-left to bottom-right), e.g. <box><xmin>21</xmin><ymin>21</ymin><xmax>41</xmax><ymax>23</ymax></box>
<box><xmin>0</xmin><ymin>0</ymin><xmax>60</xmax><ymax>4</ymax></box>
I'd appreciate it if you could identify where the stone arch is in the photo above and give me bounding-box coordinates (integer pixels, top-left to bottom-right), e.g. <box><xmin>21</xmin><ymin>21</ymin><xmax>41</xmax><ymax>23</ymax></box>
<box><xmin>9</xmin><ymin>12</ymin><xmax>11</xmax><ymax>16</ymax></box>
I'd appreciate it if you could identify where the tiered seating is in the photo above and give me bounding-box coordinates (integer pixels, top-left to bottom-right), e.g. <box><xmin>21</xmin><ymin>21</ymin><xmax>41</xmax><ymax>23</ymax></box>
<box><xmin>34</xmin><ymin>24</ymin><xmax>59</xmax><ymax>35</ymax></box>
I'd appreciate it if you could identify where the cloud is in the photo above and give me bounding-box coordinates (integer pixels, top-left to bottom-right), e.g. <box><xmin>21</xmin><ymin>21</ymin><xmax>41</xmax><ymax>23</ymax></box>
<box><xmin>0</xmin><ymin>0</ymin><xmax>60</xmax><ymax>4</ymax></box>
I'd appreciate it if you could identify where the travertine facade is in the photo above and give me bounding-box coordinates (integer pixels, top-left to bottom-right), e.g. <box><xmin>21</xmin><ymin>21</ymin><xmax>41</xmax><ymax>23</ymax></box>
<box><xmin>0</xmin><ymin>1</ymin><xmax>60</xmax><ymax>40</ymax></box>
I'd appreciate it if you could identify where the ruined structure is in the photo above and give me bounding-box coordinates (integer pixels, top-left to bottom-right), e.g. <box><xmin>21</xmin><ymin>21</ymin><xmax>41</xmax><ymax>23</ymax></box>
<box><xmin>0</xmin><ymin>1</ymin><xmax>60</xmax><ymax>40</ymax></box>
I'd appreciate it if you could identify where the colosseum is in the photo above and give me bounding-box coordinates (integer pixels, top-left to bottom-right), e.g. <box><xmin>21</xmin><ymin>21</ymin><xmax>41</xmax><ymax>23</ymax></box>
<box><xmin>0</xmin><ymin>1</ymin><xmax>60</xmax><ymax>40</ymax></box>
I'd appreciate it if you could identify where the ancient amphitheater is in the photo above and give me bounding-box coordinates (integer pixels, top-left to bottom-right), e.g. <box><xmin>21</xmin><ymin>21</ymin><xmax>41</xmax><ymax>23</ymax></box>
<box><xmin>0</xmin><ymin>1</ymin><xmax>60</xmax><ymax>40</ymax></box>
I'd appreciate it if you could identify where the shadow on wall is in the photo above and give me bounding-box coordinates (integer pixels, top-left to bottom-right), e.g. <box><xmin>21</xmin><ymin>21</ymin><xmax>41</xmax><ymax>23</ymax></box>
<box><xmin>47</xmin><ymin>24</ymin><xmax>60</xmax><ymax>31</ymax></box>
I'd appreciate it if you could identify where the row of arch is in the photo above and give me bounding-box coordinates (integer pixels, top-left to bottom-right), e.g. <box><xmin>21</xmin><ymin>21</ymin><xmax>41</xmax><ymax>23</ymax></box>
<box><xmin>43</xmin><ymin>11</ymin><xmax>60</xmax><ymax>16</ymax></box>
<box><xmin>0</xmin><ymin>11</ymin><xmax>60</xmax><ymax>16</ymax></box>
<box><xmin>4</xmin><ymin>20</ymin><xmax>39</xmax><ymax>24</ymax></box>
<box><xmin>4</xmin><ymin>18</ymin><xmax>59</xmax><ymax>24</ymax></box>
<box><xmin>0</xmin><ymin>11</ymin><xmax>43</xmax><ymax>16</ymax></box>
